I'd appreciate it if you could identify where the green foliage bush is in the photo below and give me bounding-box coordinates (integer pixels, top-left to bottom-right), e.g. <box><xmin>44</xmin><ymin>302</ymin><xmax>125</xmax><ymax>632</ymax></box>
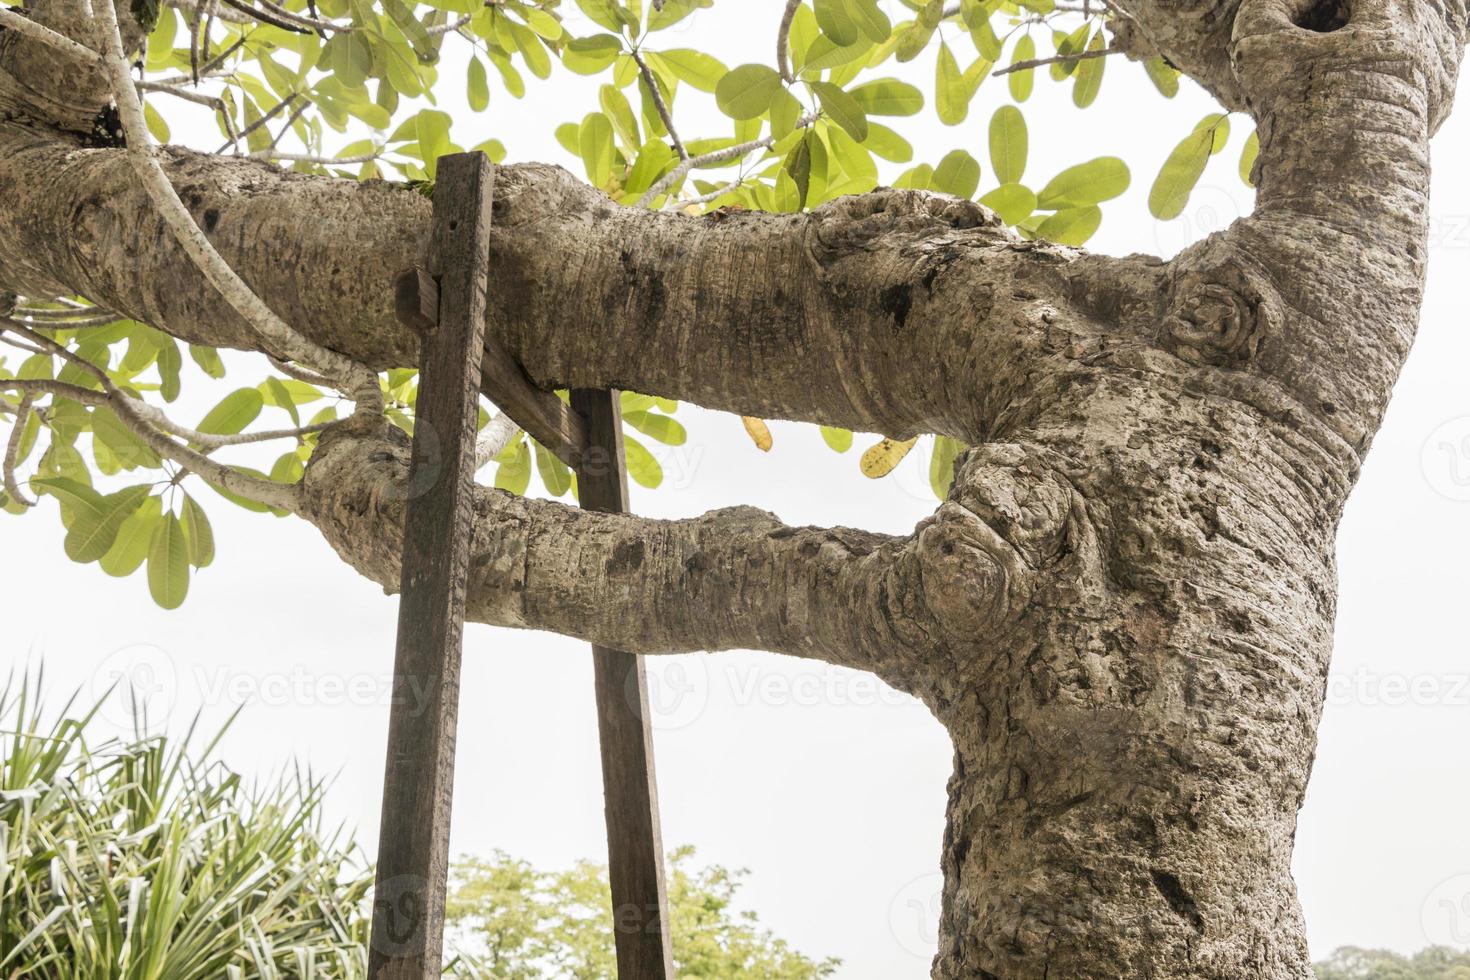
<box><xmin>0</xmin><ymin>673</ymin><xmax>833</xmax><ymax>978</ymax></box>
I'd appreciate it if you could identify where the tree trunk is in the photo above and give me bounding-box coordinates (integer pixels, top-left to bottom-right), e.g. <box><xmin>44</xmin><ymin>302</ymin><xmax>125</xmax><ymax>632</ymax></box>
<box><xmin>1</xmin><ymin>0</ymin><xmax>1467</xmax><ymax>976</ymax></box>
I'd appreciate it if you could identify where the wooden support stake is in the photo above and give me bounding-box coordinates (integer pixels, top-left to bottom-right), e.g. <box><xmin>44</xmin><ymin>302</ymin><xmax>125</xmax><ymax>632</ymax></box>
<box><xmin>370</xmin><ymin>153</ymin><xmax>493</xmax><ymax>980</ymax></box>
<box><xmin>571</xmin><ymin>387</ymin><xmax>676</xmax><ymax>980</ymax></box>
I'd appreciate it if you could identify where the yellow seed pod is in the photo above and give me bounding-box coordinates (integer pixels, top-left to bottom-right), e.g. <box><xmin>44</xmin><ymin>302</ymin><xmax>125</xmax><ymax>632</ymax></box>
<box><xmin>742</xmin><ymin>416</ymin><xmax>773</xmax><ymax>452</ymax></box>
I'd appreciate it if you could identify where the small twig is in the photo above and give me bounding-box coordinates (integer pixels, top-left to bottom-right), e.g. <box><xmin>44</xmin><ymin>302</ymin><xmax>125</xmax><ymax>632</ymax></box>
<box><xmin>251</xmin><ymin>151</ymin><xmax>378</xmax><ymax>165</ymax></box>
<box><xmin>217</xmin><ymin>0</ymin><xmax>312</xmax><ymax>34</ymax></box>
<box><xmin>631</xmin><ymin>48</ymin><xmax>686</xmax><ymax>160</ymax></box>
<box><xmin>267</xmin><ymin>99</ymin><xmax>312</xmax><ymax>151</ymax></box>
<box><xmin>3</xmin><ymin>394</ymin><xmax>36</xmax><ymax>507</ymax></box>
<box><xmin>219</xmin><ymin>92</ymin><xmax>296</xmax><ymax>154</ymax></box>
<box><xmin>775</xmin><ymin>0</ymin><xmax>801</xmax><ymax>84</ymax></box>
<box><xmin>1</xmin><ymin>379</ymin><xmax>300</xmax><ymax>510</ymax></box>
<box><xmin>681</xmin><ymin>178</ymin><xmax>744</xmax><ymax>207</ymax></box>
<box><xmin>268</xmin><ymin>355</ymin><xmax>333</xmax><ymax>388</ymax></box>
<box><xmin>992</xmin><ymin>44</ymin><xmax>1119</xmax><ymax>76</ymax></box>
<box><xmin>12</xmin><ymin>305</ymin><xmax>117</xmax><ymax>321</ymax></box>
<box><xmin>637</xmin><ymin>111</ymin><xmax>819</xmax><ymax>209</ymax></box>
<box><xmin>474</xmin><ymin>413</ymin><xmax>521</xmax><ymax>471</ymax></box>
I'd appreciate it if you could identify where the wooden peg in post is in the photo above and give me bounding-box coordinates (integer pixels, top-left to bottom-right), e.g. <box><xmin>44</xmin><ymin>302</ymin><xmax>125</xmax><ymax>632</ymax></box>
<box><xmin>370</xmin><ymin>152</ymin><xmax>493</xmax><ymax>980</ymax></box>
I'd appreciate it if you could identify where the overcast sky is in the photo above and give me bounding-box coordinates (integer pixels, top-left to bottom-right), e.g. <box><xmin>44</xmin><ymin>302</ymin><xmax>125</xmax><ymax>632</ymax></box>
<box><xmin>5</xmin><ymin>2</ymin><xmax>1470</xmax><ymax>975</ymax></box>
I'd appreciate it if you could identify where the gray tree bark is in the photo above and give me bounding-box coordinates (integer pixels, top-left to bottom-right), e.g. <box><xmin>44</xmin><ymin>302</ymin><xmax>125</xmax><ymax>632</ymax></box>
<box><xmin>2</xmin><ymin>0</ymin><xmax>1466</xmax><ymax>975</ymax></box>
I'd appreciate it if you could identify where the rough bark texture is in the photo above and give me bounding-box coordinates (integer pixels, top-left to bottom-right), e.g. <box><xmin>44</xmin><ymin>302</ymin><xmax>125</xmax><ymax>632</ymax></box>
<box><xmin>2</xmin><ymin>0</ymin><xmax>1467</xmax><ymax>976</ymax></box>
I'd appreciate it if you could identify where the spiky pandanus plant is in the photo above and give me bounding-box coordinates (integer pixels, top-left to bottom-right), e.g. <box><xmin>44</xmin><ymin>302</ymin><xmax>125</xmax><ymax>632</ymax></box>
<box><xmin>0</xmin><ymin>673</ymin><xmax>371</xmax><ymax>979</ymax></box>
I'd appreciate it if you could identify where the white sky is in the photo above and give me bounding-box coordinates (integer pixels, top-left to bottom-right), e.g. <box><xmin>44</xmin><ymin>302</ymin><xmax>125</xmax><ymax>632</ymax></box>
<box><xmin>5</xmin><ymin>2</ymin><xmax>1470</xmax><ymax>975</ymax></box>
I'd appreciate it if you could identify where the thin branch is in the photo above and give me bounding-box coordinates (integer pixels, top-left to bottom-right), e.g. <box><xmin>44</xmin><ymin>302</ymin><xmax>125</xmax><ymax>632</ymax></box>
<box><xmin>682</xmin><ymin>177</ymin><xmax>744</xmax><ymax>207</ymax></box>
<box><xmin>3</xmin><ymin>394</ymin><xmax>36</xmax><ymax>507</ymax></box>
<box><xmin>93</xmin><ymin>0</ymin><xmax>384</xmax><ymax>414</ymax></box>
<box><xmin>12</xmin><ymin>305</ymin><xmax>117</xmax><ymax>321</ymax></box>
<box><xmin>267</xmin><ymin>98</ymin><xmax>312</xmax><ymax>151</ymax></box>
<box><xmin>0</xmin><ymin>7</ymin><xmax>101</xmax><ymax>64</ymax></box>
<box><xmin>474</xmin><ymin>412</ymin><xmax>521</xmax><ymax>471</ymax></box>
<box><xmin>163</xmin><ymin>0</ymin><xmax>252</xmax><ymax>24</ymax></box>
<box><xmin>268</xmin><ymin>355</ymin><xmax>333</xmax><ymax>388</ymax></box>
<box><xmin>0</xmin><ymin>379</ymin><xmax>300</xmax><ymax>510</ymax></box>
<box><xmin>220</xmin><ymin>92</ymin><xmax>297</xmax><ymax>154</ymax></box>
<box><xmin>775</xmin><ymin>0</ymin><xmax>801</xmax><ymax>84</ymax></box>
<box><xmin>992</xmin><ymin>44</ymin><xmax>1119</xmax><ymax>76</ymax></box>
<box><xmin>250</xmin><ymin>151</ymin><xmax>379</xmax><ymax>165</ymax></box>
<box><xmin>636</xmin><ymin>111</ymin><xmax>819</xmax><ymax>209</ymax></box>
<box><xmin>217</xmin><ymin>0</ymin><xmax>311</xmax><ymax>33</ymax></box>
<box><xmin>631</xmin><ymin>48</ymin><xmax>686</xmax><ymax>160</ymax></box>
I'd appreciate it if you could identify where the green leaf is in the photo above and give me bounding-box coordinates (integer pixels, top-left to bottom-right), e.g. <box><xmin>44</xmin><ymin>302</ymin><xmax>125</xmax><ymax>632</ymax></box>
<box><xmin>1035</xmin><ymin>205</ymin><xmax>1102</xmax><ymax>246</ymax></box>
<box><xmin>815</xmin><ymin>0</ymin><xmax>860</xmax><ymax>46</ymax></box>
<box><xmin>988</xmin><ymin>105</ymin><xmax>1027</xmax><ymax>184</ymax></box>
<box><xmin>182</xmin><ymin>493</ymin><xmax>215</xmax><ymax>568</ymax></box>
<box><xmin>934</xmin><ymin>42</ymin><xmax>978</xmax><ymax>126</ymax></box>
<box><xmin>92</xmin><ymin>407</ymin><xmax>161</xmax><ymax>470</ymax></box>
<box><xmin>468</xmin><ymin>55</ymin><xmax>490</xmax><ymax>111</ymax></box>
<box><xmin>848</xmin><ymin>78</ymin><xmax>923</xmax><ymax>116</ymax></box>
<box><xmin>783</xmin><ymin>134</ymin><xmax>814</xmax><ymax>209</ymax></box>
<box><xmin>820</xmin><ymin>426</ymin><xmax>853</xmax><ymax>452</ymax></box>
<box><xmin>932</xmin><ymin>149</ymin><xmax>980</xmax><ymax>199</ymax></box>
<box><xmin>894</xmin><ymin>19</ymin><xmax>936</xmax><ymax>63</ymax></box>
<box><xmin>1148</xmin><ymin>116</ymin><xmax>1227</xmax><ymax>220</ymax></box>
<box><xmin>929</xmin><ymin>435</ymin><xmax>964</xmax><ymax>498</ymax></box>
<box><xmin>1144</xmin><ymin>56</ymin><xmax>1180</xmax><ymax>98</ymax></box>
<box><xmin>715</xmin><ymin>64</ymin><xmax>783</xmax><ymax>120</ymax></box>
<box><xmin>100</xmin><ymin>495</ymin><xmax>160</xmax><ymax>577</ymax></box>
<box><xmin>1007</xmin><ymin>34</ymin><xmax>1035</xmax><ymax>102</ymax></box>
<box><xmin>1239</xmin><ymin>130</ymin><xmax>1259</xmax><ymax>187</ymax></box>
<box><xmin>196</xmin><ymin>388</ymin><xmax>264</xmax><ymax>436</ymax></box>
<box><xmin>576</xmin><ymin>0</ymin><xmax>634</xmax><ymax>32</ymax></box>
<box><xmin>812</xmin><ymin>81</ymin><xmax>868</xmax><ymax>142</ymax></box>
<box><xmin>189</xmin><ymin>344</ymin><xmax>226</xmax><ymax>379</ymax></box>
<box><xmin>623</xmin><ymin>410</ymin><xmax>687</xmax><ymax>445</ymax></box>
<box><xmin>148</xmin><ymin>512</ymin><xmax>190</xmax><ymax>609</ymax></box>
<box><xmin>578</xmin><ymin>111</ymin><xmax>615</xmax><ymax>186</ymax></box>
<box><xmin>1072</xmin><ymin>31</ymin><xmax>1106</xmax><ymax>108</ymax></box>
<box><xmin>533</xmin><ymin>441</ymin><xmax>571</xmax><ymax>497</ymax></box>
<box><xmin>495</xmin><ymin>437</ymin><xmax>532</xmax><ymax>495</ymax></box>
<box><xmin>32</xmin><ymin>476</ymin><xmax>102</xmax><ymax>527</ymax></box>
<box><xmin>622</xmin><ymin>434</ymin><xmax>663</xmax><ymax>488</ymax></box>
<box><xmin>864</xmin><ymin>122</ymin><xmax>912</xmax><ymax>163</ymax></box>
<box><xmin>65</xmin><ymin>486</ymin><xmax>151</xmax><ymax>564</ymax></box>
<box><xmin>658</xmin><ymin>49</ymin><xmax>726</xmax><ymax>93</ymax></box>
<box><xmin>979</xmin><ymin>182</ymin><xmax>1036</xmax><ymax>225</ymax></box>
<box><xmin>143</xmin><ymin>101</ymin><xmax>171</xmax><ymax>143</ymax></box>
<box><xmin>847</xmin><ymin>0</ymin><xmax>891</xmax><ymax>43</ymax></box>
<box><xmin>1036</xmin><ymin>156</ymin><xmax>1129</xmax><ymax>209</ymax></box>
<box><xmin>562</xmin><ymin>34</ymin><xmax>623</xmax><ymax>75</ymax></box>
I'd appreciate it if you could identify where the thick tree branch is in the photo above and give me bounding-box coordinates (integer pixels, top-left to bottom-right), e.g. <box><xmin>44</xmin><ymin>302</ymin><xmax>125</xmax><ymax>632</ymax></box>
<box><xmin>0</xmin><ymin>131</ymin><xmax>1159</xmax><ymax>444</ymax></box>
<box><xmin>298</xmin><ymin>422</ymin><xmax>1081</xmax><ymax>684</ymax></box>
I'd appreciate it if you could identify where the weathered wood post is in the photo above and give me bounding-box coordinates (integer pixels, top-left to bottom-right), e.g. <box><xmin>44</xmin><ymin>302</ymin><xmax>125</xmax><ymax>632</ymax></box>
<box><xmin>373</xmin><ymin>150</ymin><xmax>673</xmax><ymax>980</ymax></box>
<box><xmin>369</xmin><ymin>152</ymin><xmax>492</xmax><ymax>980</ymax></box>
<box><xmin>572</xmin><ymin>387</ymin><xmax>676</xmax><ymax>979</ymax></box>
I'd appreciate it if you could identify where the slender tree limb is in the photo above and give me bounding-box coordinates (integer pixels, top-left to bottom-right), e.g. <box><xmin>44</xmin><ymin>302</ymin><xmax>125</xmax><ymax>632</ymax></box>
<box><xmin>92</xmin><ymin>0</ymin><xmax>384</xmax><ymax>413</ymax></box>
<box><xmin>775</xmin><ymin>0</ymin><xmax>800</xmax><ymax>84</ymax></box>
<box><xmin>0</xmin><ymin>7</ymin><xmax>101</xmax><ymax>63</ymax></box>
<box><xmin>0</xmin><ymin>378</ymin><xmax>301</xmax><ymax>508</ymax></box>
<box><xmin>474</xmin><ymin>412</ymin><xmax>520</xmax><ymax>471</ymax></box>
<box><xmin>992</xmin><ymin>43</ymin><xmax>1119</xmax><ymax>76</ymax></box>
<box><xmin>631</xmin><ymin>47</ymin><xmax>686</xmax><ymax>161</ymax></box>
<box><xmin>636</xmin><ymin>110</ymin><xmax>818</xmax><ymax>208</ymax></box>
<box><xmin>3</xmin><ymin>392</ymin><xmax>36</xmax><ymax>507</ymax></box>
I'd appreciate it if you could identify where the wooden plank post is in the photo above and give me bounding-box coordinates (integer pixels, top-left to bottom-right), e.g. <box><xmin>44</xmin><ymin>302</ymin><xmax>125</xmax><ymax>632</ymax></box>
<box><xmin>369</xmin><ymin>152</ymin><xmax>493</xmax><ymax>980</ymax></box>
<box><xmin>570</xmin><ymin>387</ymin><xmax>676</xmax><ymax>980</ymax></box>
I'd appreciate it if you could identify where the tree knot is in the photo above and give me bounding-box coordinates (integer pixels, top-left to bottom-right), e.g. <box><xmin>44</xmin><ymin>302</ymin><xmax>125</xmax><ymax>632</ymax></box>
<box><xmin>1162</xmin><ymin>255</ymin><xmax>1280</xmax><ymax>367</ymax></box>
